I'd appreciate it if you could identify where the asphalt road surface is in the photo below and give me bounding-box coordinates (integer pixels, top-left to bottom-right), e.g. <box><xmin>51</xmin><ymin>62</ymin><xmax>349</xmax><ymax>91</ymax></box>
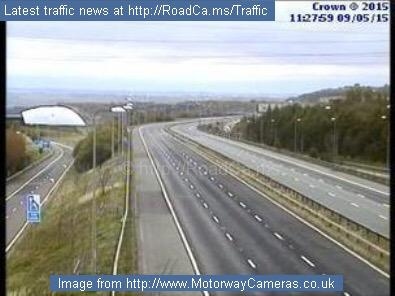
<box><xmin>171</xmin><ymin>121</ymin><xmax>389</xmax><ymax>238</ymax></box>
<box><xmin>140</xmin><ymin>122</ymin><xmax>389</xmax><ymax>296</ymax></box>
<box><xmin>6</xmin><ymin>142</ymin><xmax>74</xmax><ymax>249</ymax></box>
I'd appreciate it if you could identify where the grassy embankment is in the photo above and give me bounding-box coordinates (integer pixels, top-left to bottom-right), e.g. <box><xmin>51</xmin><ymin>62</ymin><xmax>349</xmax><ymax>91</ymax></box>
<box><xmin>7</xmin><ymin>154</ymin><xmax>137</xmax><ymax>295</ymax></box>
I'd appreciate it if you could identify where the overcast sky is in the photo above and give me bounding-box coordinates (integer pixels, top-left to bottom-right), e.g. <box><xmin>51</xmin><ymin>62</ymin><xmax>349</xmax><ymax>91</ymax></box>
<box><xmin>7</xmin><ymin>1</ymin><xmax>389</xmax><ymax>96</ymax></box>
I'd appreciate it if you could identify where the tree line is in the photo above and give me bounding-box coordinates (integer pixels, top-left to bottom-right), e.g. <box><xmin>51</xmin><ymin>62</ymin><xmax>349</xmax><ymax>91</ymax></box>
<box><xmin>232</xmin><ymin>85</ymin><xmax>389</xmax><ymax>164</ymax></box>
<box><xmin>6</xmin><ymin>129</ymin><xmax>30</xmax><ymax>176</ymax></box>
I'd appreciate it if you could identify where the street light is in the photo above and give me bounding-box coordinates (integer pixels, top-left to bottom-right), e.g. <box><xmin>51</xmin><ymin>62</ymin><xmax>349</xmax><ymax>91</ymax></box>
<box><xmin>294</xmin><ymin>118</ymin><xmax>301</xmax><ymax>152</ymax></box>
<box><xmin>123</xmin><ymin>103</ymin><xmax>134</xmax><ymax>126</ymax></box>
<box><xmin>381</xmin><ymin>114</ymin><xmax>389</xmax><ymax>169</ymax></box>
<box><xmin>91</xmin><ymin>106</ymin><xmax>126</xmax><ymax>273</ymax></box>
<box><xmin>271</xmin><ymin>118</ymin><xmax>277</xmax><ymax>145</ymax></box>
<box><xmin>110</xmin><ymin>106</ymin><xmax>126</xmax><ymax>157</ymax></box>
<box><xmin>331</xmin><ymin>117</ymin><xmax>337</xmax><ymax>158</ymax></box>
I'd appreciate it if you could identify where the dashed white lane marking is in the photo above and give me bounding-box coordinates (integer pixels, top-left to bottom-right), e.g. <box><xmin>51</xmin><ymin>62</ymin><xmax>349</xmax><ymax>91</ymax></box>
<box><xmin>195</xmin><ymin>193</ymin><xmax>201</xmax><ymax>198</ymax></box>
<box><xmin>351</xmin><ymin>203</ymin><xmax>360</xmax><ymax>208</ymax></box>
<box><xmin>301</xmin><ymin>256</ymin><xmax>315</xmax><ymax>268</ymax></box>
<box><xmin>176</xmin><ymin>167</ymin><xmax>179</xmax><ymax>170</ymax></box>
<box><xmin>309</xmin><ymin>184</ymin><xmax>315</xmax><ymax>188</ymax></box>
<box><xmin>12</xmin><ymin>208</ymin><xmax>16</xmax><ymax>213</ymax></box>
<box><xmin>336</xmin><ymin>185</ymin><xmax>343</xmax><ymax>189</ymax></box>
<box><xmin>294</xmin><ymin>177</ymin><xmax>299</xmax><ymax>182</ymax></box>
<box><xmin>198</xmin><ymin>166</ymin><xmax>202</xmax><ymax>170</ymax></box>
<box><xmin>274</xmin><ymin>232</ymin><xmax>284</xmax><ymax>241</ymax></box>
<box><xmin>225</xmin><ymin>233</ymin><xmax>233</xmax><ymax>241</ymax></box>
<box><xmin>209</xmin><ymin>176</ymin><xmax>215</xmax><ymax>181</ymax></box>
<box><xmin>344</xmin><ymin>292</ymin><xmax>351</xmax><ymax>296</ymax></box>
<box><xmin>247</xmin><ymin>259</ymin><xmax>256</xmax><ymax>269</ymax></box>
<box><xmin>328</xmin><ymin>192</ymin><xmax>336</xmax><ymax>197</ymax></box>
<box><xmin>357</xmin><ymin>193</ymin><xmax>365</xmax><ymax>198</ymax></box>
<box><xmin>382</xmin><ymin>203</ymin><xmax>389</xmax><ymax>208</ymax></box>
<box><xmin>184</xmin><ymin>178</ymin><xmax>189</xmax><ymax>182</ymax></box>
<box><xmin>218</xmin><ymin>184</ymin><xmax>223</xmax><ymax>189</ymax></box>
<box><xmin>303</xmin><ymin>173</ymin><xmax>308</xmax><ymax>176</ymax></box>
<box><xmin>189</xmin><ymin>184</ymin><xmax>194</xmax><ymax>189</ymax></box>
<box><xmin>203</xmin><ymin>203</ymin><xmax>208</xmax><ymax>209</ymax></box>
<box><xmin>213</xmin><ymin>216</ymin><xmax>219</xmax><ymax>223</ymax></box>
<box><xmin>180</xmin><ymin>172</ymin><xmax>184</xmax><ymax>176</ymax></box>
<box><xmin>239</xmin><ymin>202</ymin><xmax>246</xmax><ymax>208</ymax></box>
<box><xmin>379</xmin><ymin>215</ymin><xmax>388</xmax><ymax>220</ymax></box>
<box><xmin>6</xmin><ymin>216</ymin><xmax>9</xmax><ymax>219</ymax></box>
<box><xmin>254</xmin><ymin>215</ymin><xmax>262</xmax><ymax>222</ymax></box>
<box><xmin>281</xmin><ymin>172</ymin><xmax>286</xmax><ymax>176</ymax></box>
<box><xmin>227</xmin><ymin>192</ymin><xmax>234</xmax><ymax>197</ymax></box>
<box><xmin>20</xmin><ymin>201</ymin><xmax>23</xmax><ymax>205</ymax></box>
<box><xmin>203</xmin><ymin>171</ymin><xmax>208</xmax><ymax>175</ymax></box>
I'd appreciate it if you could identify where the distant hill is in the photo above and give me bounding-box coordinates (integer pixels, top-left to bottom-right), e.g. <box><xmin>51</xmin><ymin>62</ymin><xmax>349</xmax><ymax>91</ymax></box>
<box><xmin>288</xmin><ymin>84</ymin><xmax>389</xmax><ymax>104</ymax></box>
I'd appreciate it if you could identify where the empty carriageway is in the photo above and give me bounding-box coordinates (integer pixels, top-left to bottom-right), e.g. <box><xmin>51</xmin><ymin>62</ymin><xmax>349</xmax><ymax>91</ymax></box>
<box><xmin>139</xmin><ymin>122</ymin><xmax>389</xmax><ymax>296</ymax></box>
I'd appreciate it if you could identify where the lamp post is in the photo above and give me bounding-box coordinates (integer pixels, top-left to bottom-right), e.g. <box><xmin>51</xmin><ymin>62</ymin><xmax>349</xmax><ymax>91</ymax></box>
<box><xmin>294</xmin><ymin>118</ymin><xmax>301</xmax><ymax>152</ymax></box>
<box><xmin>271</xmin><ymin>118</ymin><xmax>276</xmax><ymax>145</ymax></box>
<box><xmin>123</xmin><ymin>103</ymin><xmax>134</xmax><ymax>151</ymax></box>
<box><xmin>381</xmin><ymin>114</ymin><xmax>389</xmax><ymax>169</ymax></box>
<box><xmin>260</xmin><ymin>116</ymin><xmax>264</xmax><ymax>143</ymax></box>
<box><xmin>111</xmin><ymin>106</ymin><xmax>127</xmax><ymax>158</ymax></box>
<box><xmin>331</xmin><ymin>117</ymin><xmax>337</xmax><ymax>158</ymax></box>
<box><xmin>92</xmin><ymin>107</ymin><xmax>125</xmax><ymax>273</ymax></box>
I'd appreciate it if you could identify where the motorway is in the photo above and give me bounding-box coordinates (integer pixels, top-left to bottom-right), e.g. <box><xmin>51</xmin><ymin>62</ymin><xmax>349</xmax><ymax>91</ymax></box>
<box><xmin>172</xmin><ymin>121</ymin><xmax>390</xmax><ymax>238</ymax></box>
<box><xmin>6</xmin><ymin>142</ymin><xmax>74</xmax><ymax>249</ymax></box>
<box><xmin>141</xmin><ymin>122</ymin><xmax>389</xmax><ymax>296</ymax></box>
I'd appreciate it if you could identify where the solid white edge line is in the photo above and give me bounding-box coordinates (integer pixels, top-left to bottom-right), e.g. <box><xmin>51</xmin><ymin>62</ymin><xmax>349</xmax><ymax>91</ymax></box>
<box><xmin>51</xmin><ymin>141</ymin><xmax>73</xmax><ymax>150</ymax></box>
<box><xmin>6</xmin><ymin>149</ymin><xmax>54</xmax><ymax>182</ymax></box>
<box><xmin>201</xmin><ymin>130</ymin><xmax>389</xmax><ymax>196</ymax></box>
<box><xmin>168</xmin><ymin>132</ymin><xmax>390</xmax><ymax>279</ymax></box>
<box><xmin>6</xmin><ymin>145</ymin><xmax>65</xmax><ymax>201</ymax></box>
<box><xmin>6</xmin><ymin>159</ymin><xmax>74</xmax><ymax>253</ymax></box>
<box><xmin>112</xmin><ymin>129</ymin><xmax>131</xmax><ymax>295</ymax></box>
<box><xmin>139</xmin><ymin>127</ymin><xmax>209</xmax><ymax>296</ymax></box>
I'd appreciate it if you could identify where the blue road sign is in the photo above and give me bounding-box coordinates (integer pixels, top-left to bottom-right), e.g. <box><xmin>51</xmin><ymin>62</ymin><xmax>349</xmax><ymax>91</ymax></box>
<box><xmin>26</xmin><ymin>194</ymin><xmax>41</xmax><ymax>223</ymax></box>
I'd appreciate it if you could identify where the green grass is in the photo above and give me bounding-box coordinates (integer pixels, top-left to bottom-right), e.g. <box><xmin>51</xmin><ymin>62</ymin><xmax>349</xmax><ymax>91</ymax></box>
<box><xmin>7</xmin><ymin>155</ymin><xmax>136</xmax><ymax>295</ymax></box>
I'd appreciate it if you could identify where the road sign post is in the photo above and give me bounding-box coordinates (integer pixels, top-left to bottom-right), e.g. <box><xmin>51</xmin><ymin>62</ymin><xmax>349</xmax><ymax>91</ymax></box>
<box><xmin>26</xmin><ymin>194</ymin><xmax>41</xmax><ymax>223</ymax></box>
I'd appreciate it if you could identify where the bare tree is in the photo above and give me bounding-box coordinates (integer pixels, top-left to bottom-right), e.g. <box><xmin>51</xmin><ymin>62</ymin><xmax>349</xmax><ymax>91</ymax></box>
<box><xmin>98</xmin><ymin>166</ymin><xmax>111</xmax><ymax>196</ymax></box>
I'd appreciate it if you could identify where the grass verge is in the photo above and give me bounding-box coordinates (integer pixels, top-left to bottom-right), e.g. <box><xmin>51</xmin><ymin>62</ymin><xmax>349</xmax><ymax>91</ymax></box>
<box><xmin>6</xmin><ymin>155</ymin><xmax>136</xmax><ymax>295</ymax></box>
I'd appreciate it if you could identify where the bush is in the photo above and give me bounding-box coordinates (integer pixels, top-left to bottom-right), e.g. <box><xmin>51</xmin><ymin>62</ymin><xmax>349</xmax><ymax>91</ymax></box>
<box><xmin>6</xmin><ymin>129</ymin><xmax>28</xmax><ymax>176</ymax></box>
<box><xmin>73</xmin><ymin>123</ymin><xmax>118</xmax><ymax>173</ymax></box>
